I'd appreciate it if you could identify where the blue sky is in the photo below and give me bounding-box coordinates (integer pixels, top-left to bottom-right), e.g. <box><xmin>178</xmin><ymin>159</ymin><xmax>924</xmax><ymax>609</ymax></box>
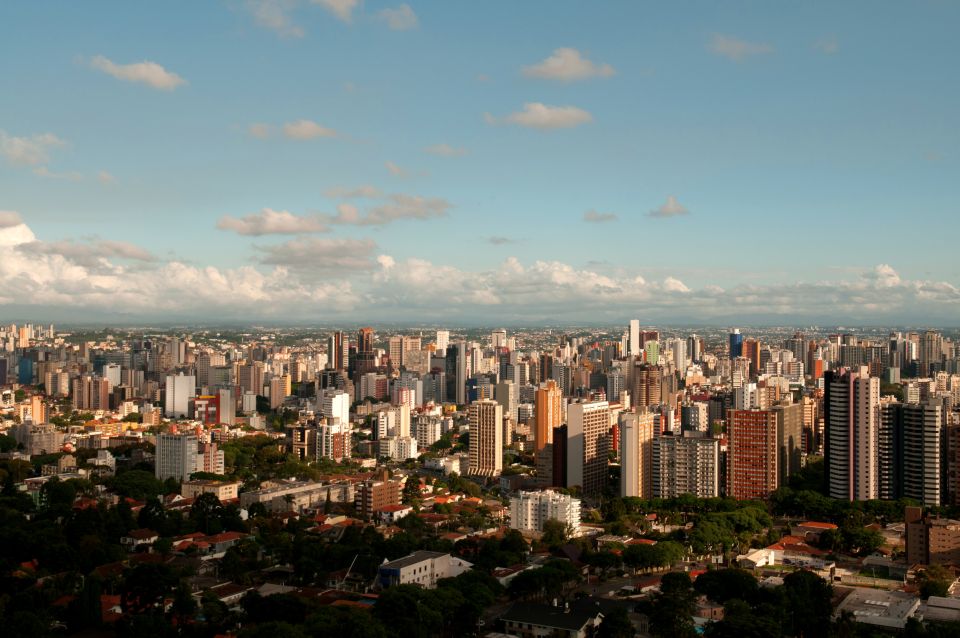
<box><xmin>1</xmin><ymin>1</ymin><xmax>958</xmax><ymax>324</ymax></box>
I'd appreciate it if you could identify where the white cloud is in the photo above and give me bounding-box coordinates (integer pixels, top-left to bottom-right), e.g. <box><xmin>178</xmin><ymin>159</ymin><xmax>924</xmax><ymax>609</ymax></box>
<box><xmin>648</xmin><ymin>195</ymin><xmax>689</xmax><ymax>219</ymax></box>
<box><xmin>522</xmin><ymin>48</ymin><xmax>615</xmax><ymax>81</ymax></box>
<box><xmin>424</xmin><ymin>143</ymin><xmax>466</xmax><ymax>157</ymax></box>
<box><xmin>814</xmin><ymin>36</ymin><xmax>839</xmax><ymax>55</ymax></box>
<box><xmin>324</xmin><ymin>184</ymin><xmax>382</xmax><ymax>198</ymax></box>
<box><xmin>312</xmin><ymin>0</ymin><xmax>358</xmax><ymax>23</ymax></box>
<box><xmin>863</xmin><ymin>264</ymin><xmax>901</xmax><ymax>288</ymax></box>
<box><xmin>330</xmin><ymin>193</ymin><xmax>451</xmax><ymax>226</ymax></box>
<box><xmin>248</xmin><ymin>123</ymin><xmax>273</xmax><ymax>139</ymax></box>
<box><xmin>0</xmin><ymin>130</ymin><xmax>66</xmax><ymax>167</ymax></box>
<box><xmin>492</xmin><ymin>103</ymin><xmax>593</xmax><ymax>129</ymax></box>
<box><xmin>19</xmin><ymin>239</ymin><xmax>157</xmax><ymax>268</ymax></box>
<box><xmin>217</xmin><ymin>208</ymin><xmax>330</xmax><ymax>235</ymax></box>
<box><xmin>378</xmin><ymin>4</ymin><xmax>417</xmax><ymax>30</ymax></box>
<box><xmin>255</xmin><ymin>237</ymin><xmax>377</xmax><ymax>274</ymax></box>
<box><xmin>246</xmin><ymin>0</ymin><xmax>305</xmax><ymax>38</ymax></box>
<box><xmin>583</xmin><ymin>210</ymin><xmax>618</xmax><ymax>223</ymax></box>
<box><xmin>89</xmin><ymin>55</ymin><xmax>186</xmax><ymax>90</ymax></box>
<box><xmin>282</xmin><ymin>119</ymin><xmax>337</xmax><ymax>139</ymax></box>
<box><xmin>709</xmin><ymin>34</ymin><xmax>773</xmax><ymax>62</ymax></box>
<box><xmin>0</xmin><ymin>211</ymin><xmax>24</xmax><ymax>228</ymax></box>
<box><xmin>98</xmin><ymin>171</ymin><xmax>116</xmax><ymax>184</ymax></box>
<box><xmin>663</xmin><ymin>277</ymin><xmax>691</xmax><ymax>293</ymax></box>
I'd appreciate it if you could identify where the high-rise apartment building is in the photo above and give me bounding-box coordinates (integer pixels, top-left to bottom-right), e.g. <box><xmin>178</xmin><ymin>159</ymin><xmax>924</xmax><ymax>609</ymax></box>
<box><xmin>468</xmin><ymin>399</ymin><xmax>502</xmax><ymax>477</ymax></box>
<box><xmin>632</xmin><ymin>363</ymin><xmax>662</xmax><ymax>411</ymax></box>
<box><xmin>729</xmin><ymin>328</ymin><xmax>744</xmax><ymax>360</ymax></box>
<box><xmin>726</xmin><ymin>409</ymin><xmax>778</xmax><ymax>500</ymax></box>
<box><xmin>509</xmin><ymin>490</ymin><xmax>581</xmax><ymax>535</ymax></box>
<box><xmin>566</xmin><ymin>400</ymin><xmax>610</xmax><ymax>497</ymax></box>
<box><xmin>620</xmin><ymin>411</ymin><xmax>654</xmax><ymax>499</ymax></box>
<box><xmin>629</xmin><ymin>320</ymin><xmax>641</xmax><ymax>357</ymax></box>
<box><xmin>825</xmin><ymin>366</ymin><xmax>880</xmax><ymax>500</ymax></box>
<box><xmin>155</xmin><ymin>432</ymin><xmax>199</xmax><ymax>482</ymax></box>
<box><xmin>534</xmin><ymin>380</ymin><xmax>563</xmax><ymax>452</ymax></box>
<box><xmin>653</xmin><ymin>433</ymin><xmax>719</xmax><ymax>498</ymax></box>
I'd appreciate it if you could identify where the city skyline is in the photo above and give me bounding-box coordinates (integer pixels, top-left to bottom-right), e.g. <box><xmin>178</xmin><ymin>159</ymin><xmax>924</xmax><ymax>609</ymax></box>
<box><xmin>2</xmin><ymin>2</ymin><xmax>959</xmax><ymax>323</ymax></box>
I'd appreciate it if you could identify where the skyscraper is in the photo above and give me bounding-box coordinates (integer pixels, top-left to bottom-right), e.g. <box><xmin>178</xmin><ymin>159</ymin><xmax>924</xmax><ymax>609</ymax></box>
<box><xmin>620</xmin><ymin>411</ymin><xmax>654</xmax><ymax>498</ymax></box>
<box><xmin>653</xmin><ymin>433</ymin><xmax>719</xmax><ymax>498</ymax></box>
<box><xmin>435</xmin><ymin>330</ymin><xmax>449</xmax><ymax>354</ymax></box>
<box><xmin>629</xmin><ymin>319</ymin><xmax>640</xmax><ymax>357</ymax></box>
<box><xmin>726</xmin><ymin>409</ymin><xmax>778</xmax><ymax>500</ymax></box>
<box><xmin>328</xmin><ymin>331</ymin><xmax>347</xmax><ymax>370</ymax></box>
<box><xmin>824</xmin><ymin>366</ymin><xmax>880</xmax><ymax>500</ymax></box>
<box><xmin>468</xmin><ymin>399</ymin><xmax>502</xmax><ymax>477</ymax></box>
<box><xmin>566</xmin><ymin>400</ymin><xmax>610</xmax><ymax>497</ymax></box>
<box><xmin>155</xmin><ymin>432</ymin><xmax>199</xmax><ymax>482</ymax></box>
<box><xmin>356</xmin><ymin>327</ymin><xmax>377</xmax><ymax>375</ymax></box>
<box><xmin>165</xmin><ymin>373</ymin><xmax>196</xmax><ymax>418</ymax></box>
<box><xmin>632</xmin><ymin>363</ymin><xmax>662</xmax><ymax>411</ymax></box>
<box><xmin>534</xmin><ymin>380</ymin><xmax>563</xmax><ymax>452</ymax></box>
<box><xmin>729</xmin><ymin>328</ymin><xmax>744</xmax><ymax>360</ymax></box>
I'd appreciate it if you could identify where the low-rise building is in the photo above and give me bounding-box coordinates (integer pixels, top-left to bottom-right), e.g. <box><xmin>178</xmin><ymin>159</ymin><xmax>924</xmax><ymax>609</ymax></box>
<box><xmin>181</xmin><ymin>479</ymin><xmax>241</xmax><ymax>501</ymax></box>
<box><xmin>377</xmin><ymin>551</ymin><xmax>472</xmax><ymax>589</ymax></box>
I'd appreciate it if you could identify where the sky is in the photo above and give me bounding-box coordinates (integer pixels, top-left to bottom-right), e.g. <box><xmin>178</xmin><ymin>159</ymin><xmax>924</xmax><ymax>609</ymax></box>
<box><xmin>1</xmin><ymin>1</ymin><xmax>958</xmax><ymax>326</ymax></box>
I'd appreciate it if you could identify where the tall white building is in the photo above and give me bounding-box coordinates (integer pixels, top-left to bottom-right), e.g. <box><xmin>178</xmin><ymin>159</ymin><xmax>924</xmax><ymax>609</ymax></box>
<box><xmin>629</xmin><ymin>319</ymin><xmax>641</xmax><ymax>357</ymax></box>
<box><xmin>509</xmin><ymin>490</ymin><xmax>581</xmax><ymax>536</ymax></box>
<box><xmin>436</xmin><ymin>330</ymin><xmax>450</xmax><ymax>354</ymax></box>
<box><xmin>320</xmin><ymin>389</ymin><xmax>351</xmax><ymax>426</ymax></box>
<box><xmin>156</xmin><ymin>432</ymin><xmax>199</xmax><ymax>482</ymax></box>
<box><xmin>164</xmin><ymin>373</ymin><xmax>196</xmax><ymax>418</ymax></box>
<box><xmin>492</xmin><ymin>329</ymin><xmax>507</xmax><ymax>349</ymax></box>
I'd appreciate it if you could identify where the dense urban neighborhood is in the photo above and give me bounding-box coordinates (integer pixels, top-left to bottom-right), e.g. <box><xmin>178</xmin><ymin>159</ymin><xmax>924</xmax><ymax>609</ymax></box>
<box><xmin>1</xmin><ymin>323</ymin><xmax>960</xmax><ymax>637</ymax></box>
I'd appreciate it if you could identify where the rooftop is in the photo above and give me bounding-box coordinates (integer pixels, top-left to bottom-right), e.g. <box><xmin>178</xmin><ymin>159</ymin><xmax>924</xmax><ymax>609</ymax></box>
<box><xmin>381</xmin><ymin>550</ymin><xmax>450</xmax><ymax>570</ymax></box>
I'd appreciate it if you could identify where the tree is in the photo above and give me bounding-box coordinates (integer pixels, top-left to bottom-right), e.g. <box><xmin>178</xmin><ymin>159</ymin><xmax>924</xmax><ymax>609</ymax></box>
<box><xmin>597</xmin><ymin>606</ymin><xmax>635</xmax><ymax>638</ymax></box>
<box><xmin>647</xmin><ymin>572</ymin><xmax>697</xmax><ymax>638</ymax></box>
<box><xmin>918</xmin><ymin>564</ymin><xmax>953</xmax><ymax>599</ymax></box>
<box><xmin>190</xmin><ymin>492</ymin><xmax>224</xmax><ymax>534</ymax></box>
<box><xmin>693</xmin><ymin>568</ymin><xmax>759</xmax><ymax>605</ymax></box>
<box><xmin>541</xmin><ymin>518</ymin><xmax>569</xmax><ymax>547</ymax></box>
<box><xmin>782</xmin><ymin>570</ymin><xmax>832</xmax><ymax>638</ymax></box>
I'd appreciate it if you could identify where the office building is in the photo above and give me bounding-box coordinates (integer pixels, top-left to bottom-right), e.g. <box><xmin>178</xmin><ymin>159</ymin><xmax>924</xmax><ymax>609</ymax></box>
<box><xmin>534</xmin><ymin>380</ymin><xmax>563</xmax><ymax>452</ymax></box>
<box><xmin>155</xmin><ymin>432</ymin><xmax>199</xmax><ymax>482</ymax></box>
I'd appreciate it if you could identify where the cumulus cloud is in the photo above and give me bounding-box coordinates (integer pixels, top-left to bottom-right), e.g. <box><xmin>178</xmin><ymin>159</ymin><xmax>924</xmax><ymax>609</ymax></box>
<box><xmin>312</xmin><ymin>0</ymin><xmax>358</xmax><ymax>22</ymax></box>
<box><xmin>378</xmin><ymin>4</ymin><xmax>417</xmax><ymax>30</ymax></box>
<box><xmin>329</xmin><ymin>194</ymin><xmax>451</xmax><ymax>226</ymax></box>
<box><xmin>217</xmin><ymin>209</ymin><xmax>330</xmax><ymax>235</ymax></box>
<box><xmin>489</xmin><ymin>103</ymin><xmax>593</xmax><ymax>129</ymax></box>
<box><xmin>246</xmin><ymin>0</ymin><xmax>304</xmax><ymax>38</ymax></box>
<box><xmin>522</xmin><ymin>48</ymin><xmax>615</xmax><ymax>81</ymax></box>
<box><xmin>709</xmin><ymin>34</ymin><xmax>773</xmax><ymax>62</ymax></box>
<box><xmin>0</xmin><ymin>130</ymin><xmax>66</xmax><ymax>167</ymax></box>
<box><xmin>282</xmin><ymin>119</ymin><xmax>337</xmax><ymax>139</ymax></box>
<box><xmin>324</xmin><ymin>184</ymin><xmax>382</xmax><ymax>198</ymax></box>
<box><xmin>17</xmin><ymin>239</ymin><xmax>157</xmax><ymax>268</ymax></box>
<box><xmin>0</xmin><ymin>211</ymin><xmax>24</xmax><ymax>228</ymax></box>
<box><xmin>255</xmin><ymin>237</ymin><xmax>377</xmax><ymax>273</ymax></box>
<box><xmin>583</xmin><ymin>210</ymin><xmax>618</xmax><ymax>223</ymax></box>
<box><xmin>424</xmin><ymin>143</ymin><xmax>466</xmax><ymax>157</ymax></box>
<box><xmin>89</xmin><ymin>55</ymin><xmax>186</xmax><ymax>90</ymax></box>
<box><xmin>648</xmin><ymin>196</ymin><xmax>689</xmax><ymax>219</ymax></box>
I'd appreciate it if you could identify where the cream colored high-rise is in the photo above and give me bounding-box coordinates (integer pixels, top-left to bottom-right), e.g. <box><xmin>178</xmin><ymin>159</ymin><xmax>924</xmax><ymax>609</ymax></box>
<box><xmin>468</xmin><ymin>399</ymin><xmax>502</xmax><ymax>477</ymax></box>
<box><xmin>566</xmin><ymin>400</ymin><xmax>610</xmax><ymax>497</ymax></box>
<box><xmin>620</xmin><ymin>411</ymin><xmax>654</xmax><ymax>498</ymax></box>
